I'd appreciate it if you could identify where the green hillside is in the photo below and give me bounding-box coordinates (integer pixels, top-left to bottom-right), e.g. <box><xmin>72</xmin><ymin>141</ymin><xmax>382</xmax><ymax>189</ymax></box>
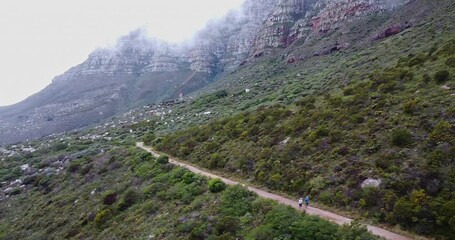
<box><xmin>0</xmin><ymin>139</ymin><xmax>377</xmax><ymax>239</ymax></box>
<box><xmin>155</xmin><ymin>36</ymin><xmax>455</xmax><ymax>238</ymax></box>
<box><xmin>147</xmin><ymin>0</ymin><xmax>455</xmax><ymax>140</ymax></box>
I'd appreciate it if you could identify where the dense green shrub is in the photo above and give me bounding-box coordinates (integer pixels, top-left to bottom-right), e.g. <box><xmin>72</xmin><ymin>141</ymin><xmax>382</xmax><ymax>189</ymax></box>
<box><xmin>392</xmin><ymin>190</ymin><xmax>432</xmax><ymax>233</ymax></box>
<box><xmin>139</xmin><ymin>152</ymin><xmax>153</xmax><ymax>161</ymax></box>
<box><xmin>337</xmin><ymin>220</ymin><xmax>377</xmax><ymax>240</ymax></box>
<box><xmin>135</xmin><ymin>162</ymin><xmax>155</xmax><ymax>178</ymax></box>
<box><xmin>142</xmin><ymin>133</ymin><xmax>156</xmax><ymax>146</ymax></box>
<box><xmin>182</xmin><ymin>172</ymin><xmax>197</xmax><ymax>184</ymax></box>
<box><xmin>94</xmin><ymin>209</ymin><xmax>112</xmax><ymax>227</ymax></box>
<box><xmin>248</xmin><ymin>205</ymin><xmax>300</xmax><ymax>239</ymax></box>
<box><xmin>430</xmin><ymin>121</ymin><xmax>453</xmax><ymax>143</ymax></box>
<box><xmin>67</xmin><ymin>161</ymin><xmax>81</xmax><ymax>173</ymax></box>
<box><xmin>215</xmin><ymin>216</ymin><xmax>241</xmax><ymax>235</ymax></box>
<box><xmin>220</xmin><ymin>185</ymin><xmax>256</xmax><ymax>217</ymax></box>
<box><xmin>446</xmin><ymin>57</ymin><xmax>455</xmax><ymax>67</ymax></box>
<box><xmin>156</xmin><ymin>155</ymin><xmax>169</xmax><ymax>164</ymax></box>
<box><xmin>437</xmin><ymin>39</ymin><xmax>455</xmax><ymax>56</ymax></box>
<box><xmin>391</xmin><ymin>129</ymin><xmax>413</xmax><ymax>147</ymax></box>
<box><xmin>434</xmin><ymin>70</ymin><xmax>450</xmax><ymax>83</ymax></box>
<box><xmin>208</xmin><ymin>178</ymin><xmax>226</xmax><ymax>193</ymax></box>
<box><xmin>403</xmin><ymin>99</ymin><xmax>419</xmax><ymax>115</ymax></box>
<box><xmin>141</xmin><ymin>200</ymin><xmax>159</xmax><ymax>214</ymax></box>
<box><xmin>422</xmin><ymin>73</ymin><xmax>431</xmax><ymax>83</ymax></box>
<box><xmin>290</xmin><ymin>216</ymin><xmax>339</xmax><ymax>240</ymax></box>
<box><xmin>117</xmin><ymin>189</ymin><xmax>141</xmax><ymax>211</ymax></box>
<box><xmin>408</xmin><ymin>52</ymin><xmax>427</xmax><ymax>67</ymax></box>
<box><xmin>102</xmin><ymin>191</ymin><xmax>118</xmax><ymax>205</ymax></box>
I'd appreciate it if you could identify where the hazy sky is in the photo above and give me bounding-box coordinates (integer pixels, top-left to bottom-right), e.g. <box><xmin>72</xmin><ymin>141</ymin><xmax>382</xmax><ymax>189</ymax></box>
<box><xmin>0</xmin><ymin>0</ymin><xmax>245</xmax><ymax>107</ymax></box>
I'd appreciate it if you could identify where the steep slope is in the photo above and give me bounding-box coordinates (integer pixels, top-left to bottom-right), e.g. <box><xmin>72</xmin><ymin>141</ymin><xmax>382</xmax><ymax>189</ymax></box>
<box><xmin>150</xmin><ymin>0</ymin><xmax>455</xmax><ymax>237</ymax></box>
<box><xmin>0</xmin><ymin>0</ymin><xmax>410</xmax><ymax>145</ymax></box>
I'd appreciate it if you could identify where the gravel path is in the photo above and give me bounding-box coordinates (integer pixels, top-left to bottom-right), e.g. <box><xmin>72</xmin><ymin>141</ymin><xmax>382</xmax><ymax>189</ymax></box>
<box><xmin>137</xmin><ymin>142</ymin><xmax>414</xmax><ymax>240</ymax></box>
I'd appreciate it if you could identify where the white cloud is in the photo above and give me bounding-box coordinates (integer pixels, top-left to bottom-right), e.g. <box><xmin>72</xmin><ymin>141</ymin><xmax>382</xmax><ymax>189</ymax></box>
<box><xmin>0</xmin><ymin>0</ymin><xmax>245</xmax><ymax>106</ymax></box>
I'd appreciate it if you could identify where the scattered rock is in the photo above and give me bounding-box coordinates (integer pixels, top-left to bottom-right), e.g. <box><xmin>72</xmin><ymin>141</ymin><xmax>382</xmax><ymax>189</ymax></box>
<box><xmin>287</xmin><ymin>56</ymin><xmax>297</xmax><ymax>64</ymax></box>
<box><xmin>279</xmin><ymin>137</ymin><xmax>291</xmax><ymax>146</ymax></box>
<box><xmin>20</xmin><ymin>164</ymin><xmax>30</xmax><ymax>171</ymax></box>
<box><xmin>441</xmin><ymin>85</ymin><xmax>451</xmax><ymax>90</ymax></box>
<box><xmin>4</xmin><ymin>187</ymin><xmax>14</xmax><ymax>195</ymax></box>
<box><xmin>361</xmin><ymin>178</ymin><xmax>382</xmax><ymax>188</ymax></box>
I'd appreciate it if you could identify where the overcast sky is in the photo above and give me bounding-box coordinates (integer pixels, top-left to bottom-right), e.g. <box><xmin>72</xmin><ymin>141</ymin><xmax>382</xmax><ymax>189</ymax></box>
<box><xmin>0</xmin><ymin>0</ymin><xmax>245</xmax><ymax>107</ymax></box>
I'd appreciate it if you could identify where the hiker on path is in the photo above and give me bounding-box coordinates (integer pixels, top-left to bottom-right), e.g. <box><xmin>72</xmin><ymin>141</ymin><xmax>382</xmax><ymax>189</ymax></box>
<box><xmin>305</xmin><ymin>196</ymin><xmax>309</xmax><ymax>208</ymax></box>
<box><xmin>298</xmin><ymin>197</ymin><xmax>303</xmax><ymax>208</ymax></box>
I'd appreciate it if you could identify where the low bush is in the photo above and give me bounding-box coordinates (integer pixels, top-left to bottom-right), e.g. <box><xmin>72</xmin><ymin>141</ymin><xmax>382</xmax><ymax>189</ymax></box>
<box><xmin>182</xmin><ymin>172</ymin><xmax>197</xmax><ymax>184</ymax></box>
<box><xmin>337</xmin><ymin>220</ymin><xmax>377</xmax><ymax>240</ymax></box>
<box><xmin>446</xmin><ymin>57</ymin><xmax>455</xmax><ymax>67</ymax></box>
<box><xmin>422</xmin><ymin>73</ymin><xmax>431</xmax><ymax>83</ymax></box>
<box><xmin>391</xmin><ymin>129</ymin><xmax>413</xmax><ymax>147</ymax></box>
<box><xmin>403</xmin><ymin>99</ymin><xmax>419</xmax><ymax>115</ymax></box>
<box><xmin>220</xmin><ymin>185</ymin><xmax>255</xmax><ymax>217</ymax></box>
<box><xmin>208</xmin><ymin>178</ymin><xmax>226</xmax><ymax>193</ymax></box>
<box><xmin>94</xmin><ymin>209</ymin><xmax>112</xmax><ymax>227</ymax></box>
<box><xmin>142</xmin><ymin>133</ymin><xmax>156</xmax><ymax>146</ymax></box>
<box><xmin>142</xmin><ymin>200</ymin><xmax>159</xmax><ymax>214</ymax></box>
<box><xmin>117</xmin><ymin>189</ymin><xmax>141</xmax><ymax>211</ymax></box>
<box><xmin>102</xmin><ymin>191</ymin><xmax>117</xmax><ymax>205</ymax></box>
<box><xmin>430</xmin><ymin>121</ymin><xmax>453</xmax><ymax>143</ymax></box>
<box><xmin>156</xmin><ymin>155</ymin><xmax>169</xmax><ymax>164</ymax></box>
<box><xmin>434</xmin><ymin>70</ymin><xmax>450</xmax><ymax>83</ymax></box>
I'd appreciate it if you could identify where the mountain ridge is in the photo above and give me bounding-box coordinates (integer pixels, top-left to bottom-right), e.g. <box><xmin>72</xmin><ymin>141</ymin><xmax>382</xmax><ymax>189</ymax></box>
<box><xmin>0</xmin><ymin>0</ymin><xmax>410</xmax><ymax>145</ymax></box>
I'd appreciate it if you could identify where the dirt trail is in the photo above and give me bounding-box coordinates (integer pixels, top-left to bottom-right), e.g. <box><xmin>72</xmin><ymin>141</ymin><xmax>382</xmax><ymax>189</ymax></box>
<box><xmin>137</xmin><ymin>142</ymin><xmax>414</xmax><ymax>240</ymax></box>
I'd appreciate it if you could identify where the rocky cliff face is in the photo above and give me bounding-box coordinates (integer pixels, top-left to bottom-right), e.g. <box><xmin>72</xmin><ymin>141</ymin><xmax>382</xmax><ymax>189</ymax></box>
<box><xmin>250</xmin><ymin>0</ymin><xmax>409</xmax><ymax>56</ymax></box>
<box><xmin>0</xmin><ymin>0</ymin><xmax>412</xmax><ymax>145</ymax></box>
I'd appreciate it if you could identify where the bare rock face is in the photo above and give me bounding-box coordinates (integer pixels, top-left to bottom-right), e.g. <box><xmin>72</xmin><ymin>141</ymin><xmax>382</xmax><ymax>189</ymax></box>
<box><xmin>189</xmin><ymin>41</ymin><xmax>218</xmax><ymax>74</ymax></box>
<box><xmin>79</xmin><ymin>30</ymin><xmax>155</xmax><ymax>76</ymax></box>
<box><xmin>310</xmin><ymin>0</ymin><xmax>408</xmax><ymax>33</ymax></box>
<box><xmin>143</xmin><ymin>44</ymin><xmax>183</xmax><ymax>73</ymax></box>
<box><xmin>251</xmin><ymin>0</ymin><xmax>307</xmax><ymax>56</ymax></box>
<box><xmin>252</xmin><ymin>0</ymin><xmax>409</xmax><ymax>57</ymax></box>
<box><xmin>188</xmin><ymin>0</ymin><xmax>276</xmax><ymax>72</ymax></box>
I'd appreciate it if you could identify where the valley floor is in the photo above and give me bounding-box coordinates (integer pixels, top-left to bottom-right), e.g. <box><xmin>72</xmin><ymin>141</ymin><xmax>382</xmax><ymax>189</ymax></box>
<box><xmin>136</xmin><ymin>142</ymin><xmax>418</xmax><ymax>240</ymax></box>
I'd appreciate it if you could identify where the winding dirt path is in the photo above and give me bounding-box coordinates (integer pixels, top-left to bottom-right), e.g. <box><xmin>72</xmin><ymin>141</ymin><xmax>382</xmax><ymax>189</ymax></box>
<box><xmin>137</xmin><ymin>142</ymin><xmax>414</xmax><ymax>240</ymax></box>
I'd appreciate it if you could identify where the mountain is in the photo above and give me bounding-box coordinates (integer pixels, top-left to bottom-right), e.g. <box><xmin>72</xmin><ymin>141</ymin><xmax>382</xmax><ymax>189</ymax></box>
<box><xmin>1</xmin><ymin>0</ymin><xmax>454</xmax><ymax>238</ymax></box>
<box><xmin>0</xmin><ymin>0</ymin><xmax>417</xmax><ymax>145</ymax></box>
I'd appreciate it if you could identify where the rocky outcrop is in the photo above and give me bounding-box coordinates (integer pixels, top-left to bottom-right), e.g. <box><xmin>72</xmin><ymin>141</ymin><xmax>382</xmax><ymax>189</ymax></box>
<box><xmin>189</xmin><ymin>41</ymin><xmax>218</xmax><ymax>74</ymax></box>
<box><xmin>143</xmin><ymin>44</ymin><xmax>182</xmax><ymax>73</ymax></box>
<box><xmin>252</xmin><ymin>0</ymin><xmax>409</xmax><ymax>57</ymax></box>
<box><xmin>251</xmin><ymin>0</ymin><xmax>307</xmax><ymax>56</ymax></box>
<box><xmin>372</xmin><ymin>22</ymin><xmax>412</xmax><ymax>40</ymax></box>
<box><xmin>314</xmin><ymin>0</ymin><xmax>409</xmax><ymax>33</ymax></box>
<box><xmin>80</xmin><ymin>30</ymin><xmax>155</xmax><ymax>76</ymax></box>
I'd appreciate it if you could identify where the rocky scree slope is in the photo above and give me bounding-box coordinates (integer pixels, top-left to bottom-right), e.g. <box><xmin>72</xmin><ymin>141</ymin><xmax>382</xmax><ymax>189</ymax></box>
<box><xmin>0</xmin><ymin>0</ymin><xmax>408</xmax><ymax>145</ymax></box>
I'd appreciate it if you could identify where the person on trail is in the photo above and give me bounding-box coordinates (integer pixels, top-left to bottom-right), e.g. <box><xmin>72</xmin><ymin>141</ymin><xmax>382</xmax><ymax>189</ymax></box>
<box><xmin>305</xmin><ymin>196</ymin><xmax>309</xmax><ymax>208</ymax></box>
<box><xmin>298</xmin><ymin>197</ymin><xmax>303</xmax><ymax>208</ymax></box>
